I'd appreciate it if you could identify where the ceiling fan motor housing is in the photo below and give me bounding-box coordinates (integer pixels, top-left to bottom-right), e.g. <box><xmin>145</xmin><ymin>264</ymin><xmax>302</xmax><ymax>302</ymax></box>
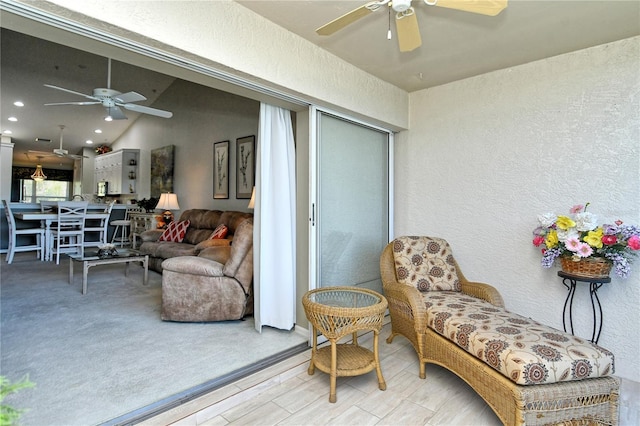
<box><xmin>392</xmin><ymin>0</ymin><xmax>412</xmax><ymax>12</ymax></box>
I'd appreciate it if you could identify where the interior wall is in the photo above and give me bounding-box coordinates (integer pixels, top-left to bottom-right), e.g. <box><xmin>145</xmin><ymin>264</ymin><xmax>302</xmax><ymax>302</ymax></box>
<box><xmin>112</xmin><ymin>79</ymin><xmax>260</xmax><ymax>216</ymax></box>
<box><xmin>396</xmin><ymin>36</ymin><xmax>640</xmax><ymax>382</ymax></box>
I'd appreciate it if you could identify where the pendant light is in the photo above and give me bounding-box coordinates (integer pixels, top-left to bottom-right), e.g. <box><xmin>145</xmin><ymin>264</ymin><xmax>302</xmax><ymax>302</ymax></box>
<box><xmin>31</xmin><ymin>157</ymin><xmax>47</xmax><ymax>182</ymax></box>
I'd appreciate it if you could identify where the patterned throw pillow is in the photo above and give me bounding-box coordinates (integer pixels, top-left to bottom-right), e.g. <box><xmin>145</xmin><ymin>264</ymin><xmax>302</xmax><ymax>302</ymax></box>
<box><xmin>392</xmin><ymin>236</ymin><xmax>461</xmax><ymax>292</ymax></box>
<box><xmin>209</xmin><ymin>224</ymin><xmax>229</xmax><ymax>239</ymax></box>
<box><xmin>158</xmin><ymin>220</ymin><xmax>190</xmax><ymax>243</ymax></box>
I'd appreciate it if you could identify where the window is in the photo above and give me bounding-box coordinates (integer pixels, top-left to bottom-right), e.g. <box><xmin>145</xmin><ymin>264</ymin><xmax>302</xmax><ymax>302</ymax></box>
<box><xmin>20</xmin><ymin>179</ymin><xmax>71</xmax><ymax>203</ymax></box>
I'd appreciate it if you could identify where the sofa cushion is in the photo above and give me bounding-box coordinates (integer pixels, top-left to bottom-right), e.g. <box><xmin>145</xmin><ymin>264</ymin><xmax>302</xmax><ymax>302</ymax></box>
<box><xmin>146</xmin><ymin>241</ymin><xmax>197</xmax><ymax>259</ymax></box>
<box><xmin>422</xmin><ymin>291</ymin><xmax>615</xmax><ymax>385</ymax></box>
<box><xmin>158</xmin><ymin>220</ymin><xmax>190</xmax><ymax>242</ymax></box>
<box><xmin>392</xmin><ymin>236</ymin><xmax>461</xmax><ymax>292</ymax></box>
<box><xmin>162</xmin><ymin>256</ymin><xmax>224</xmax><ymax>277</ymax></box>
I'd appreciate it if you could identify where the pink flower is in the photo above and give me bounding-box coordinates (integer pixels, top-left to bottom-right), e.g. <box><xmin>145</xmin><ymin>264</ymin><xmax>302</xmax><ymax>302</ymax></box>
<box><xmin>576</xmin><ymin>242</ymin><xmax>593</xmax><ymax>258</ymax></box>
<box><xmin>628</xmin><ymin>235</ymin><xmax>640</xmax><ymax>250</ymax></box>
<box><xmin>532</xmin><ymin>236</ymin><xmax>545</xmax><ymax>247</ymax></box>
<box><xmin>615</xmin><ymin>220</ymin><xmax>623</xmax><ymax>226</ymax></box>
<box><xmin>565</xmin><ymin>237</ymin><xmax>581</xmax><ymax>252</ymax></box>
<box><xmin>570</xmin><ymin>205</ymin><xmax>585</xmax><ymax>214</ymax></box>
<box><xmin>602</xmin><ymin>235</ymin><xmax>617</xmax><ymax>246</ymax></box>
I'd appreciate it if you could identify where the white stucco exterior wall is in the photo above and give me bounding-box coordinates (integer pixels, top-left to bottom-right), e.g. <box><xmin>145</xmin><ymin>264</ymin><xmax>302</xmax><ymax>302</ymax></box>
<box><xmin>396</xmin><ymin>36</ymin><xmax>640</xmax><ymax>382</ymax></box>
<box><xmin>23</xmin><ymin>0</ymin><xmax>408</xmax><ymax>130</ymax></box>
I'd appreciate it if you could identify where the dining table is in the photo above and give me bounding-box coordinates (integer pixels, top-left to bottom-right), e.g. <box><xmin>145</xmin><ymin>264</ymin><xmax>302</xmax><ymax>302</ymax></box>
<box><xmin>14</xmin><ymin>211</ymin><xmax>111</xmax><ymax>262</ymax></box>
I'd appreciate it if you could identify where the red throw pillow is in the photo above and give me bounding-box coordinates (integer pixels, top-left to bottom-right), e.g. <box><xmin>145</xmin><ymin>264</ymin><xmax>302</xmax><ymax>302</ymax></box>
<box><xmin>158</xmin><ymin>220</ymin><xmax>190</xmax><ymax>242</ymax></box>
<box><xmin>209</xmin><ymin>224</ymin><xmax>229</xmax><ymax>239</ymax></box>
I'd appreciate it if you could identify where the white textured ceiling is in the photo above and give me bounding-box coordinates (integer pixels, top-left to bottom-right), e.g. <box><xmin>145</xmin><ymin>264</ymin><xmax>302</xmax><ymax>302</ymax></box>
<box><xmin>237</xmin><ymin>0</ymin><xmax>640</xmax><ymax>92</ymax></box>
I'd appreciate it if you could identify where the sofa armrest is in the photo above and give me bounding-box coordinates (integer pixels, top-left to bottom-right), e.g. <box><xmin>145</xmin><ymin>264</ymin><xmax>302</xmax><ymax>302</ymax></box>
<box><xmin>140</xmin><ymin>229</ymin><xmax>164</xmax><ymax>242</ymax></box>
<box><xmin>198</xmin><ymin>246</ymin><xmax>231</xmax><ymax>265</ymax></box>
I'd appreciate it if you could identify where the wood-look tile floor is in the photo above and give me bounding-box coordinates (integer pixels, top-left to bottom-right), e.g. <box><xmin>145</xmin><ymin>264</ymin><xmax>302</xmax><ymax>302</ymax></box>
<box><xmin>145</xmin><ymin>323</ymin><xmax>502</xmax><ymax>426</ymax></box>
<box><xmin>145</xmin><ymin>322</ymin><xmax>637</xmax><ymax>426</ymax></box>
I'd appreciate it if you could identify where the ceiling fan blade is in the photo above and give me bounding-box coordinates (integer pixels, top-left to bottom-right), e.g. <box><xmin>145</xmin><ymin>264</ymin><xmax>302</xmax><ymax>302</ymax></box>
<box><xmin>44</xmin><ymin>84</ymin><xmax>99</xmax><ymax>101</ymax></box>
<box><xmin>114</xmin><ymin>91</ymin><xmax>146</xmax><ymax>103</ymax></box>
<box><xmin>396</xmin><ymin>10</ymin><xmax>422</xmax><ymax>52</ymax></box>
<box><xmin>44</xmin><ymin>101</ymin><xmax>102</xmax><ymax>106</ymax></box>
<box><xmin>432</xmin><ymin>0</ymin><xmax>508</xmax><ymax>16</ymax></box>
<box><xmin>106</xmin><ymin>106</ymin><xmax>128</xmax><ymax>120</ymax></box>
<box><xmin>122</xmin><ymin>103</ymin><xmax>173</xmax><ymax>118</ymax></box>
<box><xmin>316</xmin><ymin>3</ymin><xmax>374</xmax><ymax>35</ymax></box>
<box><xmin>28</xmin><ymin>150</ymin><xmax>55</xmax><ymax>157</ymax></box>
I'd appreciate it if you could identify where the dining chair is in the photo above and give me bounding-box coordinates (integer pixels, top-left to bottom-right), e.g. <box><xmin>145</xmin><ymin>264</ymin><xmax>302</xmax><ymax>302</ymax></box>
<box><xmin>110</xmin><ymin>205</ymin><xmax>143</xmax><ymax>248</ymax></box>
<box><xmin>83</xmin><ymin>201</ymin><xmax>115</xmax><ymax>248</ymax></box>
<box><xmin>3</xmin><ymin>200</ymin><xmax>46</xmax><ymax>264</ymax></box>
<box><xmin>50</xmin><ymin>201</ymin><xmax>88</xmax><ymax>264</ymax></box>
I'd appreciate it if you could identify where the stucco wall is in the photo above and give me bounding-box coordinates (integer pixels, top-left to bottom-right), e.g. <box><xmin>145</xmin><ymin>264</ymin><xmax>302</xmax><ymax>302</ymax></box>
<box><xmin>396</xmin><ymin>36</ymin><xmax>640</xmax><ymax>382</ymax></box>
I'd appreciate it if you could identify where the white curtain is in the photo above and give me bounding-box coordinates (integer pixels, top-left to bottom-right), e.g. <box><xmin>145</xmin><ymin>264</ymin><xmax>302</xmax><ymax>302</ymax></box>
<box><xmin>254</xmin><ymin>103</ymin><xmax>296</xmax><ymax>331</ymax></box>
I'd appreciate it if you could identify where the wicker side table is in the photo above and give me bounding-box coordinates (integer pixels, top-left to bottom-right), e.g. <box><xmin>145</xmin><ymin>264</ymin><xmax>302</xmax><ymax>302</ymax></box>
<box><xmin>302</xmin><ymin>286</ymin><xmax>388</xmax><ymax>403</ymax></box>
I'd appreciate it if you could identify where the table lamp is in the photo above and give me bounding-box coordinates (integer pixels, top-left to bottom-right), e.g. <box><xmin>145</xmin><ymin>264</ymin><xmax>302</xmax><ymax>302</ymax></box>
<box><xmin>156</xmin><ymin>192</ymin><xmax>180</xmax><ymax>224</ymax></box>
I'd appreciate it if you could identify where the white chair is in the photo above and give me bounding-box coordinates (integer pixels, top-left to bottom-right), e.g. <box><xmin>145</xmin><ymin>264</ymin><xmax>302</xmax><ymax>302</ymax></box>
<box><xmin>110</xmin><ymin>205</ymin><xmax>143</xmax><ymax>248</ymax></box>
<box><xmin>84</xmin><ymin>201</ymin><xmax>115</xmax><ymax>248</ymax></box>
<box><xmin>50</xmin><ymin>201</ymin><xmax>88</xmax><ymax>264</ymax></box>
<box><xmin>3</xmin><ymin>200</ymin><xmax>45</xmax><ymax>264</ymax></box>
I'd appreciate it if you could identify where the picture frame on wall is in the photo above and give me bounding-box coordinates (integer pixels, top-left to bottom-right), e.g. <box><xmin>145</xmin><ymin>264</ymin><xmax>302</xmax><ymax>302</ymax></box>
<box><xmin>150</xmin><ymin>145</ymin><xmax>175</xmax><ymax>197</ymax></box>
<box><xmin>213</xmin><ymin>140</ymin><xmax>229</xmax><ymax>199</ymax></box>
<box><xmin>236</xmin><ymin>135</ymin><xmax>255</xmax><ymax>199</ymax></box>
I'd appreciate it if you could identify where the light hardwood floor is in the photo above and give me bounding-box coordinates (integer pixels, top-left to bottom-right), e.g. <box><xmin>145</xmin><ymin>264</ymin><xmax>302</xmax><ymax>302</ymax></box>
<box><xmin>144</xmin><ymin>322</ymin><xmax>637</xmax><ymax>426</ymax></box>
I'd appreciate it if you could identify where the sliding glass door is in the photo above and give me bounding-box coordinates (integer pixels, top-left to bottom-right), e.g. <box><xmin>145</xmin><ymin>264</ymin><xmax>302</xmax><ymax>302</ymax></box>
<box><xmin>311</xmin><ymin>110</ymin><xmax>392</xmax><ymax>293</ymax></box>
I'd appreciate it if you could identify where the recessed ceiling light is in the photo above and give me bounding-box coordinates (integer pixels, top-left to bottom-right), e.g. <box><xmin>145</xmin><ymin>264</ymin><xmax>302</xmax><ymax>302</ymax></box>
<box><xmin>104</xmin><ymin>116</ymin><xmax>113</xmax><ymax>122</ymax></box>
<box><xmin>85</xmin><ymin>140</ymin><xmax>94</xmax><ymax>144</ymax></box>
<box><xmin>3</xmin><ymin>130</ymin><xmax>13</xmax><ymax>134</ymax></box>
<box><xmin>13</xmin><ymin>101</ymin><xmax>24</xmax><ymax>107</ymax></box>
<box><xmin>94</xmin><ymin>129</ymin><xmax>102</xmax><ymax>134</ymax></box>
<box><xmin>8</xmin><ymin>117</ymin><xmax>18</xmax><ymax>122</ymax></box>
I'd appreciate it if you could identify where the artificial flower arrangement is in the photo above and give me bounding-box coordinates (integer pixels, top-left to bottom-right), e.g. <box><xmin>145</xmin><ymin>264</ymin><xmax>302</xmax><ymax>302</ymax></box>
<box><xmin>532</xmin><ymin>203</ymin><xmax>640</xmax><ymax>278</ymax></box>
<box><xmin>95</xmin><ymin>145</ymin><xmax>112</xmax><ymax>155</ymax></box>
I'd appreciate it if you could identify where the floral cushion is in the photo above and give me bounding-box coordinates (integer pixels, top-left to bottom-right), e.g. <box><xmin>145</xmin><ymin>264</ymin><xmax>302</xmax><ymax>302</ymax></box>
<box><xmin>423</xmin><ymin>292</ymin><xmax>615</xmax><ymax>385</ymax></box>
<box><xmin>392</xmin><ymin>236</ymin><xmax>461</xmax><ymax>292</ymax></box>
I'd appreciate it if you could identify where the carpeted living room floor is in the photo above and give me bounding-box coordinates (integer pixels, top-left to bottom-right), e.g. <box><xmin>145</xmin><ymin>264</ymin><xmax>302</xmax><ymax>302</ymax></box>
<box><xmin>0</xmin><ymin>253</ymin><xmax>307</xmax><ymax>426</ymax></box>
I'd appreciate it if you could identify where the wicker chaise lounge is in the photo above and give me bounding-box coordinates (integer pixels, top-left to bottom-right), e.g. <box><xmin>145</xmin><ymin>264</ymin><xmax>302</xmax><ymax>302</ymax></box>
<box><xmin>380</xmin><ymin>237</ymin><xmax>619</xmax><ymax>426</ymax></box>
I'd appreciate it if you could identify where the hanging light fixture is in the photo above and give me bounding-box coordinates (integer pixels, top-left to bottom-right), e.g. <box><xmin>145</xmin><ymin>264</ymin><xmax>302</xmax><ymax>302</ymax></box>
<box><xmin>31</xmin><ymin>157</ymin><xmax>47</xmax><ymax>182</ymax></box>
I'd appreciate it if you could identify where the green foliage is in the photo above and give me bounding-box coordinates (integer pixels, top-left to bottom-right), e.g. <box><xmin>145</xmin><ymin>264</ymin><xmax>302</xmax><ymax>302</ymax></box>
<box><xmin>0</xmin><ymin>376</ymin><xmax>34</xmax><ymax>426</ymax></box>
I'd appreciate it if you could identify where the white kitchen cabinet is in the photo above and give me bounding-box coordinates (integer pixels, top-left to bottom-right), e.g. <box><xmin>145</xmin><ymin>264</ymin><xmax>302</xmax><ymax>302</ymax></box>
<box><xmin>94</xmin><ymin>149</ymin><xmax>139</xmax><ymax>195</ymax></box>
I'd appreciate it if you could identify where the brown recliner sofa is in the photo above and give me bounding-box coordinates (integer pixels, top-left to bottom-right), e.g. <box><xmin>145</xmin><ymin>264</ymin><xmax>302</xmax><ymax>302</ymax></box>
<box><xmin>138</xmin><ymin>209</ymin><xmax>252</xmax><ymax>273</ymax></box>
<box><xmin>160</xmin><ymin>218</ymin><xmax>254</xmax><ymax>322</ymax></box>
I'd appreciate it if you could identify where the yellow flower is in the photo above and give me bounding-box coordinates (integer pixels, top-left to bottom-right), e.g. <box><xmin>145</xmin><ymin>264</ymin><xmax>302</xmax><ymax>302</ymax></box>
<box><xmin>556</xmin><ymin>215</ymin><xmax>576</xmax><ymax>230</ymax></box>
<box><xmin>584</xmin><ymin>227</ymin><xmax>604</xmax><ymax>248</ymax></box>
<box><xmin>545</xmin><ymin>230</ymin><xmax>559</xmax><ymax>248</ymax></box>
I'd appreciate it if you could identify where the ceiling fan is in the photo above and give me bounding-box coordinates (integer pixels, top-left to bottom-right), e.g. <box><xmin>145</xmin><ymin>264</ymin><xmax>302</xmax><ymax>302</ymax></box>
<box><xmin>29</xmin><ymin>125</ymin><xmax>88</xmax><ymax>160</ymax></box>
<box><xmin>43</xmin><ymin>58</ymin><xmax>173</xmax><ymax>120</ymax></box>
<box><xmin>316</xmin><ymin>0</ymin><xmax>508</xmax><ymax>52</ymax></box>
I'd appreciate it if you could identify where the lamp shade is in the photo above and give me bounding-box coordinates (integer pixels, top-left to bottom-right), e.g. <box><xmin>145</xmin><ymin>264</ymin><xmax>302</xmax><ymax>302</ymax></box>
<box><xmin>156</xmin><ymin>193</ymin><xmax>180</xmax><ymax>210</ymax></box>
<box><xmin>248</xmin><ymin>187</ymin><xmax>255</xmax><ymax>209</ymax></box>
<box><xmin>31</xmin><ymin>164</ymin><xmax>47</xmax><ymax>182</ymax></box>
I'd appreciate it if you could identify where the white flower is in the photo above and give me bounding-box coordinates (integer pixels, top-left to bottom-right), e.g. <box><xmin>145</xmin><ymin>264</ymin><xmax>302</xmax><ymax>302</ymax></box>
<box><xmin>557</xmin><ymin>228</ymin><xmax>579</xmax><ymax>242</ymax></box>
<box><xmin>574</xmin><ymin>212</ymin><xmax>598</xmax><ymax>231</ymax></box>
<box><xmin>537</xmin><ymin>213</ymin><xmax>557</xmax><ymax>228</ymax></box>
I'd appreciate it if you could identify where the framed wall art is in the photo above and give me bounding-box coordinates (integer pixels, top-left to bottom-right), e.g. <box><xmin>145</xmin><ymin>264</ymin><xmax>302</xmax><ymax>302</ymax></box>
<box><xmin>150</xmin><ymin>145</ymin><xmax>175</xmax><ymax>197</ymax></box>
<box><xmin>236</xmin><ymin>135</ymin><xmax>255</xmax><ymax>199</ymax></box>
<box><xmin>213</xmin><ymin>140</ymin><xmax>229</xmax><ymax>199</ymax></box>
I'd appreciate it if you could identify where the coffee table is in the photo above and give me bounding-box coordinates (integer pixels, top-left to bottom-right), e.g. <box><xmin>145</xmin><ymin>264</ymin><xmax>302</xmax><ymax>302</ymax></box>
<box><xmin>302</xmin><ymin>286</ymin><xmax>388</xmax><ymax>403</ymax></box>
<box><xmin>68</xmin><ymin>249</ymin><xmax>149</xmax><ymax>295</ymax></box>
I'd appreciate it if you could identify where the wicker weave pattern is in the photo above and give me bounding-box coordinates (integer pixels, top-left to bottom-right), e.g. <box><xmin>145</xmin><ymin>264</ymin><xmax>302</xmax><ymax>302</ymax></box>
<box><xmin>560</xmin><ymin>257</ymin><xmax>612</xmax><ymax>279</ymax></box>
<box><xmin>380</xmin><ymin>242</ymin><xmax>620</xmax><ymax>425</ymax></box>
<box><xmin>303</xmin><ymin>286</ymin><xmax>388</xmax><ymax>403</ymax></box>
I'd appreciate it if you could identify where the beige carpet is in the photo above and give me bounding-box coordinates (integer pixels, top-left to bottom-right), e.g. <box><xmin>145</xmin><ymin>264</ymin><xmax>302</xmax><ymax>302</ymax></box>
<box><xmin>0</xmin><ymin>253</ymin><xmax>307</xmax><ymax>426</ymax></box>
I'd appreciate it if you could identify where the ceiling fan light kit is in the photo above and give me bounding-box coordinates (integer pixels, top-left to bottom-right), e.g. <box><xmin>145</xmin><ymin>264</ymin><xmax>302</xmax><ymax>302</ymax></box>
<box><xmin>317</xmin><ymin>0</ymin><xmax>507</xmax><ymax>52</ymax></box>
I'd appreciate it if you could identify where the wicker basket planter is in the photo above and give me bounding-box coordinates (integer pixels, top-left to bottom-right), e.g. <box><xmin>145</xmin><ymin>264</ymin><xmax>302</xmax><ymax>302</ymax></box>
<box><xmin>560</xmin><ymin>256</ymin><xmax>612</xmax><ymax>279</ymax></box>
